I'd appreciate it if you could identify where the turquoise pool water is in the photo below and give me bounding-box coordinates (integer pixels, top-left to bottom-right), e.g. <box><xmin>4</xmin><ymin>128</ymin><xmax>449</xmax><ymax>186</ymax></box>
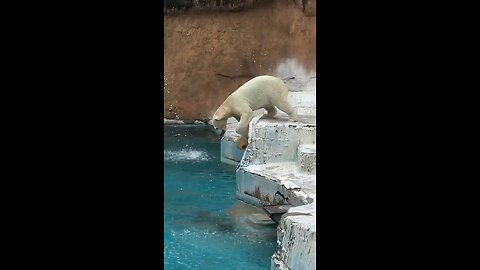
<box><xmin>164</xmin><ymin>125</ymin><xmax>277</xmax><ymax>270</ymax></box>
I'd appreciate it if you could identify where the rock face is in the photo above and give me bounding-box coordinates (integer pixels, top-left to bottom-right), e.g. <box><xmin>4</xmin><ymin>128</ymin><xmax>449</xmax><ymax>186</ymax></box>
<box><xmin>164</xmin><ymin>0</ymin><xmax>315</xmax><ymax>14</ymax></box>
<box><xmin>164</xmin><ymin>0</ymin><xmax>316</xmax><ymax>121</ymax></box>
<box><xmin>293</xmin><ymin>0</ymin><xmax>316</xmax><ymax>16</ymax></box>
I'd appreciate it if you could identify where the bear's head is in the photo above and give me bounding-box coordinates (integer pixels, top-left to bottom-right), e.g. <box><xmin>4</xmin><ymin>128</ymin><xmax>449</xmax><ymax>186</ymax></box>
<box><xmin>211</xmin><ymin>106</ymin><xmax>229</xmax><ymax>136</ymax></box>
<box><xmin>212</xmin><ymin>116</ymin><xmax>227</xmax><ymax>136</ymax></box>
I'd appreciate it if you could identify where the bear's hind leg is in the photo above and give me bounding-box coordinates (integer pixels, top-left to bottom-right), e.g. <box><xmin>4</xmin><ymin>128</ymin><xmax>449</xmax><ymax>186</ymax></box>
<box><xmin>275</xmin><ymin>98</ymin><xmax>298</xmax><ymax>122</ymax></box>
<box><xmin>264</xmin><ymin>106</ymin><xmax>277</xmax><ymax>119</ymax></box>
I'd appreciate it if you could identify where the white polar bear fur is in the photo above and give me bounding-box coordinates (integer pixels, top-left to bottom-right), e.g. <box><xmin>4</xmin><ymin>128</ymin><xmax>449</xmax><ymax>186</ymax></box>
<box><xmin>212</xmin><ymin>75</ymin><xmax>298</xmax><ymax>144</ymax></box>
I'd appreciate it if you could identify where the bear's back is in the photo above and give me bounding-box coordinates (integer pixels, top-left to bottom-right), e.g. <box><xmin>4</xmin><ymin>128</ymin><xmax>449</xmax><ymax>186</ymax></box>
<box><xmin>230</xmin><ymin>75</ymin><xmax>287</xmax><ymax>110</ymax></box>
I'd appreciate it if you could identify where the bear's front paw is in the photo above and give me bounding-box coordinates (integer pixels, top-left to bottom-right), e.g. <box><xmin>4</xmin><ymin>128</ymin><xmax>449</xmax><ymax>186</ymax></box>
<box><xmin>234</xmin><ymin>136</ymin><xmax>248</xmax><ymax>150</ymax></box>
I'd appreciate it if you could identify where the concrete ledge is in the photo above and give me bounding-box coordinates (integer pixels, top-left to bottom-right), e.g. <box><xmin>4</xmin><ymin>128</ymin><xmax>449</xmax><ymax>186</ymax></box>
<box><xmin>296</xmin><ymin>106</ymin><xmax>316</xmax><ymax>116</ymax></box>
<box><xmin>272</xmin><ymin>204</ymin><xmax>316</xmax><ymax>270</ymax></box>
<box><xmin>241</xmin><ymin>115</ymin><xmax>316</xmax><ymax>167</ymax></box>
<box><xmin>288</xmin><ymin>92</ymin><xmax>316</xmax><ymax>108</ymax></box>
<box><xmin>236</xmin><ymin>162</ymin><xmax>315</xmax><ymax>207</ymax></box>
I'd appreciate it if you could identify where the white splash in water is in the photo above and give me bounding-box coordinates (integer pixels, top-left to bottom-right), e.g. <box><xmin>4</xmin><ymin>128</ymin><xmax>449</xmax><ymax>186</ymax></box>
<box><xmin>164</xmin><ymin>149</ymin><xmax>210</xmax><ymax>162</ymax></box>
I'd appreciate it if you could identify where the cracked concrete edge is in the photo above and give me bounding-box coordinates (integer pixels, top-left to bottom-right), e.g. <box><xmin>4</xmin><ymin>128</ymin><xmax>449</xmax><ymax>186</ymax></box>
<box><xmin>244</xmin><ymin>173</ymin><xmax>313</xmax><ymax>205</ymax></box>
<box><xmin>236</xmin><ymin>166</ymin><xmax>315</xmax><ymax>208</ymax></box>
<box><xmin>272</xmin><ymin>255</ymin><xmax>292</xmax><ymax>270</ymax></box>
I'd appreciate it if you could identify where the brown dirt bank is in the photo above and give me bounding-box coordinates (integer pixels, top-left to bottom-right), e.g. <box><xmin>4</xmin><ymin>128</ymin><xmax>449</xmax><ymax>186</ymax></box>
<box><xmin>164</xmin><ymin>0</ymin><xmax>316</xmax><ymax>122</ymax></box>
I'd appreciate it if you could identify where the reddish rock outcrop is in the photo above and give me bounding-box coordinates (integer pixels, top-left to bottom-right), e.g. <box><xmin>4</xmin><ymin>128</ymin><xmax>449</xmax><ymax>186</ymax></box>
<box><xmin>164</xmin><ymin>0</ymin><xmax>316</xmax><ymax>122</ymax></box>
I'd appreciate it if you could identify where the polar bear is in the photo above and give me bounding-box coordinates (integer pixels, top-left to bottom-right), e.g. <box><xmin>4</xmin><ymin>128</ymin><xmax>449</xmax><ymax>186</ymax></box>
<box><xmin>212</xmin><ymin>75</ymin><xmax>298</xmax><ymax>149</ymax></box>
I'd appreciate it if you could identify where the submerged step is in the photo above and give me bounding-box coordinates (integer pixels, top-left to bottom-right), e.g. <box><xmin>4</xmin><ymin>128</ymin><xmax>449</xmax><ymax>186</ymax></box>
<box><xmin>263</xmin><ymin>205</ymin><xmax>293</xmax><ymax>224</ymax></box>
<box><xmin>264</xmin><ymin>204</ymin><xmax>293</xmax><ymax>215</ymax></box>
<box><xmin>297</xmin><ymin>144</ymin><xmax>316</xmax><ymax>174</ymax></box>
<box><xmin>246</xmin><ymin>213</ymin><xmax>276</xmax><ymax>225</ymax></box>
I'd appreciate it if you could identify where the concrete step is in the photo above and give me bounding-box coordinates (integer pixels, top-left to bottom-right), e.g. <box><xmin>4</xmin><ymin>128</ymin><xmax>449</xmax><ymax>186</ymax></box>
<box><xmin>296</xmin><ymin>106</ymin><xmax>316</xmax><ymax>116</ymax></box>
<box><xmin>272</xmin><ymin>204</ymin><xmax>316</xmax><ymax>270</ymax></box>
<box><xmin>288</xmin><ymin>91</ymin><xmax>316</xmax><ymax>108</ymax></box>
<box><xmin>297</xmin><ymin>144</ymin><xmax>316</xmax><ymax>175</ymax></box>
<box><xmin>236</xmin><ymin>162</ymin><xmax>316</xmax><ymax>207</ymax></box>
<box><xmin>241</xmin><ymin>116</ymin><xmax>316</xmax><ymax>167</ymax></box>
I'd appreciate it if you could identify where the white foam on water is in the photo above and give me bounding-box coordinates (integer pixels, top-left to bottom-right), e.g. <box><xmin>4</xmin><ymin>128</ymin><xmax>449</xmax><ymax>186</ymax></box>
<box><xmin>164</xmin><ymin>149</ymin><xmax>210</xmax><ymax>162</ymax></box>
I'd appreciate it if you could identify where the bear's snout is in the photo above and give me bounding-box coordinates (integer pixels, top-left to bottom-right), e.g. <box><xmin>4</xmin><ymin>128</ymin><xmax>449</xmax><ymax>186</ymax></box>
<box><xmin>214</xmin><ymin>127</ymin><xmax>226</xmax><ymax>137</ymax></box>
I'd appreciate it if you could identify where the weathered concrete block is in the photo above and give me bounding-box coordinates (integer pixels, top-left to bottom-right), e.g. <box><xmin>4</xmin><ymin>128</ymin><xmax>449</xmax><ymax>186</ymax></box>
<box><xmin>298</xmin><ymin>144</ymin><xmax>316</xmax><ymax>174</ymax></box>
<box><xmin>219</xmin><ymin>113</ymin><xmax>262</xmax><ymax>165</ymax></box>
<box><xmin>240</xmin><ymin>115</ymin><xmax>316</xmax><ymax>167</ymax></box>
<box><xmin>288</xmin><ymin>91</ymin><xmax>316</xmax><ymax>109</ymax></box>
<box><xmin>236</xmin><ymin>162</ymin><xmax>315</xmax><ymax>207</ymax></box>
<box><xmin>237</xmin><ymin>164</ymin><xmax>291</xmax><ymax>207</ymax></box>
<box><xmin>220</xmin><ymin>130</ymin><xmax>246</xmax><ymax>165</ymax></box>
<box><xmin>296</xmin><ymin>106</ymin><xmax>316</xmax><ymax>116</ymax></box>
<box><xmin>271</xmin><ymin>205</ymin><xmax>316</xmax><ymax>270</ymax></box>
